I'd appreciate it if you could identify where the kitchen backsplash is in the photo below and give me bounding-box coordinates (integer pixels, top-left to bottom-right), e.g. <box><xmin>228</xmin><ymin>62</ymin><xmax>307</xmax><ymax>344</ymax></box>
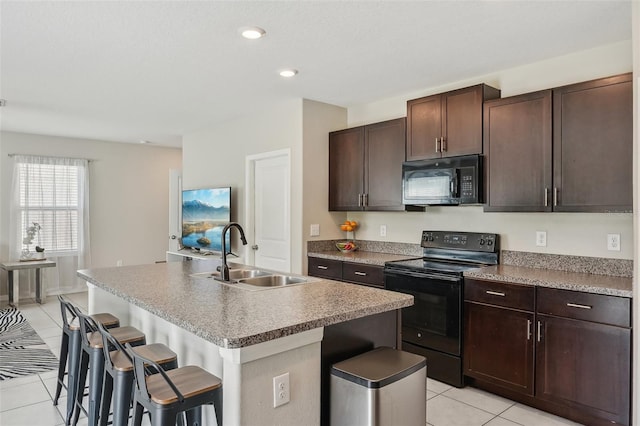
<box><xmin>307</xmin><ymin>239</ymin><xmax>422</xmax><ymax>256</ymax></box>
<box><xmin>501</xmin><ymin>250</ymin><xmax>633</xmax><ymax>278</ymax></box>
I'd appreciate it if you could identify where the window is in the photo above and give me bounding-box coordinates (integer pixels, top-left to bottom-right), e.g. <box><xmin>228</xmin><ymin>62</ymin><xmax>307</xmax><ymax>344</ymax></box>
<box><xmin>12</xmin><ymin>155</ymin><xmax>89</xmax><ymax>257</ymax></box>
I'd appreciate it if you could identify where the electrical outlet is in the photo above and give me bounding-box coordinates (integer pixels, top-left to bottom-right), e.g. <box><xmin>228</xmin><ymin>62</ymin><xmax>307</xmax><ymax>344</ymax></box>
<box><xmin>536</xmin><ymin>231</ymin><xmax>547</xmax><ymax>247</ymax></box>
<box><xmin>273</xmin><ymin>372</ymin><xmax>290</xmax><ymax>408</ymax></box>
<box><xmin>607</xmin><ymin>234</ymin><xmax>621</xmax><ymax>251</ymax></box>
<box><xmin>116</xmin><ymin>260</ymin><xmax>123</xmax><ymax>267</ymax></box>
<box><xmin>380</xmin><ymin>225</ymin><xmax>387</xmax><ymax>237</ymax></box>
<box><xmin>310</xmin><ymin>224</ymin><xmax>320</xmax><ymax>237</ymax></box>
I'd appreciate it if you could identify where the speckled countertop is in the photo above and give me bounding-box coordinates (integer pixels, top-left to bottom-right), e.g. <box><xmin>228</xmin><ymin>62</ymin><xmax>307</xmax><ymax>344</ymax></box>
<box><xmin>465</xmin><ymin>265</ymin><xmax>632</xmax><ymax>298</ymax></box>
<box><xmin>77</xmin><ymin>260</ymin><xmax>413</xmax><ymax>349</ymax></box>
<box><xmin>307</xmin><ymin>250</ymin><xmax>416</xmax><ymax>266</ymax></box>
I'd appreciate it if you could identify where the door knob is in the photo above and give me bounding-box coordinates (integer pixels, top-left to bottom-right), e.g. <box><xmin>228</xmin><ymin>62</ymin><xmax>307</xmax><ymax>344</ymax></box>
<box><xmin>170</xmin><ymin>234</ymin><xmax>177</xmax><ymax>240</ymax></box>
<box><xmin>251</xmin><ymin>245</ymin><xmax>259</xmax><ymax>250</ymax></box>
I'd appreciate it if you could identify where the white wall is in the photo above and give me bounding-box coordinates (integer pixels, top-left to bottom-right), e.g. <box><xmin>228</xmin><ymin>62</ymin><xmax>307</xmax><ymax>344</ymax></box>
<box><xmin>302</xmin><ymin>99</ymin><xmax>348</xmax><ymax>270</ymax></box>
<box><xmin>182</xmin><ymin>99</ymin><xmax>305</xmax><ymax>271</ymax></box>
<box><xmin>0</xmin><ymin>131</ymin><xmax>182</xmax><ymax>273</ymax></box>
<box><xmin>346</xmin><ymin>40</ymin><xmax>633</xmax><ymax>259</ymax></box>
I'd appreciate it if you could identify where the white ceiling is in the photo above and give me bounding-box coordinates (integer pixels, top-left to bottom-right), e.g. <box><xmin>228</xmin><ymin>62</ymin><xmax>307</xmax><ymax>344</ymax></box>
<box><xmin>0</xmin><ymin>1</ymin><xmax>632</xmax><ymax>148</ymax></box>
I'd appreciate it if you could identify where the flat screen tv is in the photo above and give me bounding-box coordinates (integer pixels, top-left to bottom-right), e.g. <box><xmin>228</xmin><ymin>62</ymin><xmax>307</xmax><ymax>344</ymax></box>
<box><xmin>181</xmin><ymin>187</ymin><xmax>231</xmax><ymax>253</ymax></box>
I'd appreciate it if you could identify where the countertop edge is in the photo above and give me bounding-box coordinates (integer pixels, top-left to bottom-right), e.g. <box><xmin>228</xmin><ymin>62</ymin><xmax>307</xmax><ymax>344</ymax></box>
<box><xmin>465</xmin><ymin>268</ymin><xmax>633</xmax><ymax>298</ymax></box>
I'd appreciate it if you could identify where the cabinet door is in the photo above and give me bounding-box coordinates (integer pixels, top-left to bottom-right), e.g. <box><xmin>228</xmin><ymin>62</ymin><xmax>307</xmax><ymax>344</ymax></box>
<box><xmin>536</xmin><ymin>314</ymin><xmax>631</xmax><ymax>425</ymax></box>
<box><xmin>406</xmin><ymin>94</ymin><xmax>442</xmax><ymax>160</ymax></box>
<box><xmin>308</xmin><ymin>257</ymin><xmax>342</xmax><ymax>280</ymax></box>
<box><xmin>329</xmin><ymin>127</ymin><xmax>365</xmax><ymax>211</ymax></box>
<box><xmin>364</xmin><ymin>118</ymin><xmax>406</xmax><ymax>211</ymax></box>
<box><xmin>483</xmin><ymin>91</ymin><xmax>552</xmax><ymax>212</ymax></box>
<box><xmin>464</xmin><ymin>302</ymin><xmax>534</xmax><ymax>396</ymax></box>
<box><xmin>442</xmin><ymin>85</ymin><xmax>488</xmax><ymax>157</ymax></box>
<box><xmin>553</xmin><ymin>73</ymin><xmax>632</xmax><ymax>212</ymax></box>
<box><xmin>342</xmin><ymin>262</ymin><xmax>384</xmax><ymax>288</ymax></box>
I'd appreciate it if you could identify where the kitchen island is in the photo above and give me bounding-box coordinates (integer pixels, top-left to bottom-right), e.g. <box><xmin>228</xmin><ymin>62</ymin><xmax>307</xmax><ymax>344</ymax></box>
<box><xmin>78</xmin><ymin>259</ymin><xmax>412</xmax><ymax>426</ymax></box>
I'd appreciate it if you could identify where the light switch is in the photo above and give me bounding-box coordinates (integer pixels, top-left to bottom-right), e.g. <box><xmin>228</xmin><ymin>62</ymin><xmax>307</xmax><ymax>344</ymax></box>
<box><xmin>310</xmin><ymin>224</ymin><xmax>320</xmax><ymax>237</ymax></box>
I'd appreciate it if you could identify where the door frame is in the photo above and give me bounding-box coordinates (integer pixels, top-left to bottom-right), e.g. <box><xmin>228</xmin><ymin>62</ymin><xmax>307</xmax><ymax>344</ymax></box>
<box><xmin>244</xmin><ymin>149</ymin><xmax>291</xmax><ymax>267</ymax></box>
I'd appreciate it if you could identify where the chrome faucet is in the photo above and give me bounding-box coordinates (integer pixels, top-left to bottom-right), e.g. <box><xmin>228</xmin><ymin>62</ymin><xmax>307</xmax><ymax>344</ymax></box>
<box><xmin>220</xmin><ymin>222</ymin><xmax>248</xmax><ymax>282</ymax></box>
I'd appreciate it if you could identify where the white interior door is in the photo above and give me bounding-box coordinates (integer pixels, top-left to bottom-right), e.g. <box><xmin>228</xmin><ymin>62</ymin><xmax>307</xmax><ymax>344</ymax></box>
<box><xmin>168</xmin><ymin>169</ymin><xmax>182</xmax><ymax>252</ymax></box>
<box><xmin>246</xmin><ymin>150</ymin><xmax>291</xmax><ymax>272</ymax></box>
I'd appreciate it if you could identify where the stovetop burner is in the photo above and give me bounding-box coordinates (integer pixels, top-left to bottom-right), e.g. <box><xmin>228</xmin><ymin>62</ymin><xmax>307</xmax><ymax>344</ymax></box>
<box><xmin>384</xmin><ymin>230</ymin><xmax>500</xmax><ymax>275</ymax></box>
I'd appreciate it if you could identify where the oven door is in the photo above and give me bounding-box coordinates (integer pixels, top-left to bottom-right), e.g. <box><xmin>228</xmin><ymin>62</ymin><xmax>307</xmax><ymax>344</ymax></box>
<box><xmin>385</xmin><ymin>268</ymin><xmax>462</xmax><ymax>356</ymax></box>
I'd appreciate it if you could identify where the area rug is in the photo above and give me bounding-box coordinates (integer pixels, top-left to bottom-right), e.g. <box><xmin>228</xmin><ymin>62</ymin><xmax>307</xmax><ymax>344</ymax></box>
<box><xmin>0</xmin><ymin>307</ymin><xmax>58</xmax><ymax>380</ymax></box>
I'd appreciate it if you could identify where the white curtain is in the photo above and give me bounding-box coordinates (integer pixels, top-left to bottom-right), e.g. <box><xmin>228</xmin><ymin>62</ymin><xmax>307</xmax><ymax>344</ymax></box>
<box><xmin>9</xmin><ymin>155</ymin><xmax>91</xmax><ymax>295</ymax></box>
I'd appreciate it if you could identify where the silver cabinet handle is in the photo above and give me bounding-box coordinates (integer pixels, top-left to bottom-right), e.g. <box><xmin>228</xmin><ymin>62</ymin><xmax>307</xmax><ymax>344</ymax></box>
<box><xmin>553</xmin><ymin>187</ymin><xmax>558</xmax><ymax>206</ymax></box>
<box><xmin>537</xmin><ymin>321</ymin><xmax>542</xmax><ymax>342</ymax></box>
<box><xmin>364</xmin><ymin>193</ymin><xmax>368</xmax><ymax>207</ymax></box>
<box><xmin>486</xmin><ymin>290</ymin><xmax>505</xmax><ymax>297</ymax></box>
<box><xmin>435</xmin><ymin>137</ymin><xmax>440</xmax><ymax>153</ymax></box>
<box><xmin>316</xmin><ymin>265</ymin><xmax>328</xmax><ymax>270</ymax></box>
<box><xmin>527</xmin><ymin>319</ymin><xmax>531</xmax><ymax>340</ymax></box>
<box><xmin>567</xmin><ymin>302</ymin><xmax>592</xmax><ymax>310</ymax></box>
<box><xmin>358</xmin><ymin>193</ymin><xmax>362</xmax><ymax>207</ymax></box>
<box><xmin>354</xmin><ymin>271</ymin><xmax>367</xmax><ymax>276</ymax></box>
<box><xmin>544</xmin><ymin>188</ymin><xmax>549</xmax><ymax>207</ymax></box>
<box><xmin>251</xmin><ymin>245</ymin><xmax>259</xmax><ymax>250</ymax></box>
<box><xmin>441</xmin><ymin>137</ymin><xmax>446</xmax><ymax>152</ymax></box>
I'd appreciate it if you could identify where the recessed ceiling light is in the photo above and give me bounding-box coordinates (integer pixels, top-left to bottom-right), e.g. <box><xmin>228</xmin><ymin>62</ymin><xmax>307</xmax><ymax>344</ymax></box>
<box><xmin>279</xmin><ymin>69</ymin><xmax>298</xmax><ymax>78</ymax></box>
<box><xmin>139</xmin><ymin>140</ymin><xmax>150</xmax><ymax>144</ymax></box>
<box><xmin>240</xmin><ymin>27</ymin><xmax>266</xmax><ymax>40</ymax></box>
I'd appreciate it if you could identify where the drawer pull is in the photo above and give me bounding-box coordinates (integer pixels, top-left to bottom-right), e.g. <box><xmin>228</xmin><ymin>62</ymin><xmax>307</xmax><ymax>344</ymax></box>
<box><xmin>354</xmin><ymin>271</ymin><xmax>367</xmax><ymax>276</ymax></box>
<box><xmin>567</xmin><ymin>302</ymin><xmax>592</xmax><ymax>310</ymax></box>
<box><xmin>316</xmin><ymin>265</ymin><xmax>328</xmax><ymax>270</ymax></box>
<box><xmin>486</xmin><ymin>290</ymin><xmax>505</xmax><ymax>297</ymax></box>
<box><xmin>527</xmin><ymin>319</ymin><xmax>531</xmax><ymax>340</ymax></box>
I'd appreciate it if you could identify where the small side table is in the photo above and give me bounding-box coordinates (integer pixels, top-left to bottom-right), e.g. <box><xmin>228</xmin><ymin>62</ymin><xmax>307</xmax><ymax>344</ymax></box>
<box><xmin>0</xmin><ymin>259</ymin><xmax>56</xmax><ymax>306</ymax></box>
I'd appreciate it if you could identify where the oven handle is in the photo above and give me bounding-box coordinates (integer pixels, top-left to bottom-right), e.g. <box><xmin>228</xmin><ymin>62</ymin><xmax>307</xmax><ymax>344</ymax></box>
<box><xmin>384</xmin><ymin>269</ymin><xmax>462</xmax><ymax>283</ymax></box>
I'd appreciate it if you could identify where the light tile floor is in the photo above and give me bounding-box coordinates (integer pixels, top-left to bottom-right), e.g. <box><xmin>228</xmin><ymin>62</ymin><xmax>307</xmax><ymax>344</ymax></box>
<box><xmin>0</xmin><ymin>293</ymin><xmax>583</xmax><ymax>426</ymax></box>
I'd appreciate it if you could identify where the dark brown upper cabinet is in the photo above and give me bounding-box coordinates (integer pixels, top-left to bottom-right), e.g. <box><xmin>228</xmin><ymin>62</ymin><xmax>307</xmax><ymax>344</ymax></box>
<box><xmin>484</xmin><ymin>73</ymin><xmax>632</xmax><ymax>213</ymax></box>
<box><xmin>329</xmin><ymin>118</ymin><xmax>407</xmax><ymax>211</ymax></box>
<box><xmin>407</xmin><ymin>84</ymin><xmax>500</xmax><ymax>161</ymax></box>
<box><xmin>483</xmin><ymin>90</ymin><xmax>553</xmax><ymax>212</ymax></box>
<box><xmin>553</xmin><ymin>73</ymin><xmax>632</xmax><ymax>212</ymax></box>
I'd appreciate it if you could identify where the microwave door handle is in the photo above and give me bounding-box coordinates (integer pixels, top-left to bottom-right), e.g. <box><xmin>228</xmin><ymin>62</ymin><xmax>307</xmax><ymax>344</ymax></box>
<box><xmin>451</xmin><ymin>173</ymin><xmax>458</xmax><ymax>198</ymax></box>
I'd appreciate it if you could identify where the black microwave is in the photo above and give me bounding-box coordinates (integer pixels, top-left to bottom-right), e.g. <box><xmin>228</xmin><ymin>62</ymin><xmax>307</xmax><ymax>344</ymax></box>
<box><xmin>402</xmin><ymin>154</ymin><xmax>482</xmax><ymax>206</ymax></box>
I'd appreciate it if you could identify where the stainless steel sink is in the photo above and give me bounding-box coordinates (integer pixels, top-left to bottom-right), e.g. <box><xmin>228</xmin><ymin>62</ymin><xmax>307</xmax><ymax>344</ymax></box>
<box><xmin>190</xmin><ymin>269</ymin><xmax>271</xmax><ymax>280</ymax></box>
<box><xmin>237</xmin><ymin>274</ymin><xmax>308</xmax><ymax>287</ymax></box>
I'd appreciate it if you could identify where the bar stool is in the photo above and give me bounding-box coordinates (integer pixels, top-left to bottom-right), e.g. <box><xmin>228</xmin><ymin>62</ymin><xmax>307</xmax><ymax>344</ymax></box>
<box><xmin>96</xmin><ymin>321</ymin><xmax>178</xmax><ymax>426</ymax></box>
<box><xmin>53</xmin><ymin>296</ymin><xmax>120</xmax><ymax>426</ymax></box>
<box><xmin>126</xmin><ymin>343</ymin><xmax>223</xmax><ymax>426</ymax></box>
<box><xmin>72</xmin><ymin>311</ymin><xmax>146</xmax><ymax>426</ymax></box>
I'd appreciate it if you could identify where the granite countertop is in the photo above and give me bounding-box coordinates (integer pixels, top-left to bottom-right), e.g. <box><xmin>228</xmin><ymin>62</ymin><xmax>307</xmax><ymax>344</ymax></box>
<box><xmin>77</xmin><ymin>260</ymin><xmax>413</xmax><ymax>349</ymax></box>
<box><xmin>465</xmin><ymin>265</ymin><xmax>633</xmax><ymax>298</ymax></box>
<box><xmin>307</xmin><ymin>250</ymin><xmax>417</xmax><ymax>266</ymax></box>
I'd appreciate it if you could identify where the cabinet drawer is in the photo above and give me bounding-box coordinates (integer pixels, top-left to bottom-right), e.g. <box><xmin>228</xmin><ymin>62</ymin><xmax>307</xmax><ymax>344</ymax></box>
<box><xmin>342</xmin><ymin>262</ymin><xmax>384</xmax><ymax>288</ymax></box>
<box><xmin>465</xmin><ymin>279</ymin><xmax>534</xmax><ymax>311</ymax></box>
<box><xmin>308</xmin><ymin>258</ymin><xmax>342</xmax><ymax>280</ymax></box>
<box><xmin>537</xmin><ymin>287</ymin><xmax>631</xmax><ymax>327</ymax></box>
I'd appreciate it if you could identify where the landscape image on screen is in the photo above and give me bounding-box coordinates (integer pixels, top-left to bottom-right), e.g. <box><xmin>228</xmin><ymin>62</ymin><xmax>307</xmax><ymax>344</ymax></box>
<box><xmin>181</xmin><ymin>187</ymin><xmax>230</xmax><ymax>252</ymax></box>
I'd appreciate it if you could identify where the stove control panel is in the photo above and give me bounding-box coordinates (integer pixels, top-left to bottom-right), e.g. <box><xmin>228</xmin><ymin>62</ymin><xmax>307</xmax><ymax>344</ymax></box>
<box><xmin>421</xmin><ymin>231</ymin><xmax>498</xmax><ymax>252</ymax></box>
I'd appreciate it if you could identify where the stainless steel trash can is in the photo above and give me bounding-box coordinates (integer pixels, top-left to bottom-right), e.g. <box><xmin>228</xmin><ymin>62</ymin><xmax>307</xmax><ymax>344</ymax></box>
<box><xmin>330</xmin><ymin>347</ymin><xmax>426</xmax><ymax>426</ymax></box>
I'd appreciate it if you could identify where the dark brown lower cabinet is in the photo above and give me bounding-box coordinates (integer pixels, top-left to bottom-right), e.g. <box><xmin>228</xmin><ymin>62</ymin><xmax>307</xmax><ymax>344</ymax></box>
<box><xmin>464</xmin><ymin>303</ymin><xmax>534</xmax><ymax>396</ymax></box>
<box><xmin>536</xmin><ymin>314</ymin><xmax>631</xmax><ymax>426</ymax></box>
<box><xmin>464</xmin><ymin>280</ymin><xmax>631</xmax><ymax>426</ymax></box>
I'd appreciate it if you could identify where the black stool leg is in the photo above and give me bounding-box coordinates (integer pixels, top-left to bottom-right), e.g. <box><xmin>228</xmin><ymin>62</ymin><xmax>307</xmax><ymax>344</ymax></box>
<box><xmin>212</xmin><ymin>389</ymin><xmax>223</xmax><ymax>426</ymax></box>
<box><xmin>99</xmin><ymin>371</ymin><xmax>114</xmax><ymax>426</ymax></box>
<box><xmin>53</xmin><ymin>331</ymin><xmax>69</xmax><ymax>405</ymax></box>
<box><xmin>87</xmin><ymin>349</ymin><xmax>105</xmax><ymax>426</ymax></box>
<box><xmin>157</xmin><ymin>409</ymin><xmax>177</xmax><ymax>426</ymax></box>
<box><xmin>65</xmin><ymin>330</ymin><xmax>81</xmax><ymax>425</ymax></box>
<box><xmin>185</xmin><ymin>407</ymin><xmax>202</xmax><ymax>426</ymax></box>
<box><xmin>111</xmin><ymin>370</ymin><xmax>134</xmax><ymax>426</ymax></box>
<box><xmin>72</xmin><ymin>350</ymin><xmax>89</xmax><ymax>426</ymax></box>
